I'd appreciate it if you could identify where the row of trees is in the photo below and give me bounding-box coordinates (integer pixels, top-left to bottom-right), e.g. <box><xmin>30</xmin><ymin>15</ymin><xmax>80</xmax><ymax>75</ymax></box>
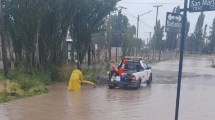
<box><xmin>187</xmin><ymin>12</ymin><xmax>215</xmax><ymax>54</ymax></box>
<box><xmin>111</xmin><ymin>10</ymin><xmax>144</xmax><ymax>56</ymax></box>
<box><xmin>92</xmin><ymin>5</ymin><xmax>215</xmax><ymax>63</ymax></box>
<box><xmin>92</xmin><ymin>9</ymin><xmax>145</xmax><ymax>62</ymax></box>
<box><xmin>94</xmin><ymin>6</ymin><xmax>215</xmax><ymax>62</ymax></box>
<box><xmin>1</xmin><ymin>0</ymin><xmax>119</xmax><ymax>74</ymax></box>
<box><xmin>149</xmin><ymin>6</ymin><xmax>215</xmax><ymax>60</ymax></box>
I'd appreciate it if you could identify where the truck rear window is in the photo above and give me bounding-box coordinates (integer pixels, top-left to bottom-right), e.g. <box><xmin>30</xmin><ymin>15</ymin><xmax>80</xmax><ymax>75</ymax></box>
<box><xmin>123</xmin><ymin>61</ymin><xmax>141</xmax><ymax>71</ymax></box>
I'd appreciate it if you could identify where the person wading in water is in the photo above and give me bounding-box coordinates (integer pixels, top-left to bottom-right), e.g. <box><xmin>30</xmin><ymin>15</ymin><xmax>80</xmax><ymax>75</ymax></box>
<box><xmin>68</xmin><ymin>65</ymin><xmax>96</xmax><ymax>91</ymax></box>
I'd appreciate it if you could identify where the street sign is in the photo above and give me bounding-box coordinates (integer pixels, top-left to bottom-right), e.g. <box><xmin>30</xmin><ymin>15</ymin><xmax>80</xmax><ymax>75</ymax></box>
<box><xmin>165</xmin><ymin>12</ymin><xmax>183</xmax><ymax>33</ymax></box>
<box><xmin>189</xmin><ymin>0</ymin><xmax>215</xmax><ymax>12</ymax></box>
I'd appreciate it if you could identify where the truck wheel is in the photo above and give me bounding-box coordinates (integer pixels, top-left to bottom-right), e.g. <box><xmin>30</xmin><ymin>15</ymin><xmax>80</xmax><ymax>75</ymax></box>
<box><xmin>134</xmin><ymin>80</ymin><xmax>141</xmax><ymax>89</ymax></box>
<box><xmin>146</xmin><ymin>74</ymin><xmax>152</xmax><ymax>85</ymax></box>
<box><xmin>109</xmin><ymin>85</ymin><xmax>115</xmax><ymax>89</ymax></box>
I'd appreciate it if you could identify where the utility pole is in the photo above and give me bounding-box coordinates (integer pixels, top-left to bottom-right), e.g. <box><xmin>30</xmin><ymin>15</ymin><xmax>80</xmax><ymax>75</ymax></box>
<box><xmin>136</xmin><ymin>10</ymin><xmax>152</xmax><ymax>40</ymax></box>
<box><xmin>136</xmin><ymin>10</ymin><xmax>152</xmax><ymax>57</ymax></box>
<box><xmin>153</xmin><ymin>5</ymin><xmax>163</xmax><ymax>60</ymax></box>
<box><xmin>0</xmin><ymin>0</ymin><xmax>8</xmax><ymax>78</ymax></box>
<box><xmin>137</xmin><ymin>15</ymin><xmax>140</xmax><ymax>40</ymax></box>
<box><xmin>107</xmin><ymin>14</ymin><xmax>112</xmax><ymax>62</ymax></box>
<box><xmin>149</xmin><ymin>32</ymin><xmax>152</xmax><ymax>48</ymax></box>
<box><xmin>148</xmin><ymin>32</ymin><xmax>152</xmax><ymax>59</ymax></box>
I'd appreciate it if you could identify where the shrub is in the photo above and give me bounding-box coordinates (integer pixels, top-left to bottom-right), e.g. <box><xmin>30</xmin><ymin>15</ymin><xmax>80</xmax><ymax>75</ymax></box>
<box><xmin>0</xmin><ymin>91</ymin><xmax>10</xmax><ymax>102</ymax></box>
<box><xmin>0</xmin><ymin>65</ymin><xmax>50</xmax><ymax>103</ymax></box>
<box><xmin>57</xmin><ymin>65</ymin><xmax>75</xmax><ymax>82</ymax></box>
<box><xmin>26</xmin><ymin>85</ymin><xmax>48</xmax><ymax>96</ymax></box>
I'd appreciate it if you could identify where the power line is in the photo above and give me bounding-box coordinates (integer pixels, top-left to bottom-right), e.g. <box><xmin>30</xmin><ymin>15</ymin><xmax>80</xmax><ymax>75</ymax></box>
<box><xmin>122</xmin><ymin>12</ymin><xmax>154</xmax><ymax>29</ymax></box>
<box><xmin>139</xmin><ymin>20</ymin><xmax>154</xmax><ymax>29</ymax></box>
<box><xmin>123</xmin><ymin>11</ymin><xmax>154</xmax><ymax>28</ymax></box>
<box><xmin>123</xmin><ymin>9</ymin><xmax>136</xmax><ymax>18</ymax></box>
<box><xmin>122</xmin><ymin>12</ymin><xmax>137</xmax><ymax>19</ymax></box>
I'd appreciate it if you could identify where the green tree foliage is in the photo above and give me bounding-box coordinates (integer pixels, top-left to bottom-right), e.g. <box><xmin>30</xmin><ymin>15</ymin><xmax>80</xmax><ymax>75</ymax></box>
<box><xmin>208</xmin><ymin>18</ymin><xmax>215</xmax><ymax>53</ymax></box>
<box><xmin>111</xmin><ymin>9</ymin><xmax>128</xmax><ymax>47</ymax></box>
<box><xmin>122</xmin><ymin>25</ymin><xmax>136</xmax><ymax>56</ymax></box>
<box><xmin>109</xmin><ymin>12</ymin><xmax>145</xmax><ymax>57</ymax></box>
<box><xmin>152</xmin><ymin>20</ymin><xmax>164</xmax><ymax>50</ymax></box>
<box><xmin>3</xmin><ymin>0</ymin><xmax>119</xmax><ymax>68</ymax></box>
<box><xmin>70</xmin><ymin>0</ymin><xmax>119</xmax><ymax>64</ymax></box>
<box><xmin>186</xmin><ymin>12</ymin><xmax>205</xmax><ymax>53</ymax></box>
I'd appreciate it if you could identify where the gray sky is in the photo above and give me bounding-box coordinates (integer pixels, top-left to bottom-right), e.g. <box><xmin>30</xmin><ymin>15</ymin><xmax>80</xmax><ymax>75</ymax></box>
<box><xmin>118</xmin><ymin>0</ymin><xmax>215</xmax><ymax>41</ymax></box>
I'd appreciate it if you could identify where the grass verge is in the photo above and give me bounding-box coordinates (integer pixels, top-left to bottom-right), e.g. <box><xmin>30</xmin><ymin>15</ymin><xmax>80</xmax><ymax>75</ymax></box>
<box><xmin>0</xmin><ymin>66</ymin><xmax>50</xmax><ymax>103</ymax></box>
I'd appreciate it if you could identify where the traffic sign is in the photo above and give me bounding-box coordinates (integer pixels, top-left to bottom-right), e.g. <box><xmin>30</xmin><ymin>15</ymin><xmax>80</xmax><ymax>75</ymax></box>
<box><xmin>189</xmin><ymin>0</ymin><xmax>215</xmax><ymax>12</ymax></box>
<box><xmin>165</xmin><ymin>12</ymin><xmax>183</xmax><ymax>33</ymax></box>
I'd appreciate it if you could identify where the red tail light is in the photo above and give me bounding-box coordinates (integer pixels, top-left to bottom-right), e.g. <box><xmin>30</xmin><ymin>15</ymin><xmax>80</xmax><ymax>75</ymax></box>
<box><xmin>131</xmin><ymin>75</ymin><xmax>136</xmax><ymax>82</ymax></box>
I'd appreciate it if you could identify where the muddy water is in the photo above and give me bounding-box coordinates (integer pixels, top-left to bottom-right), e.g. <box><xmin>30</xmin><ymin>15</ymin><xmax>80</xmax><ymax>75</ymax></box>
<box><xmin>152</xmin><ymin>56</ymin><xmax>215</xmax><ymax>75</ymax></box>
<box><xmin>0</xmin><ymin>56</ymin><xmax>215</xmax><ymax>120</ymax></box>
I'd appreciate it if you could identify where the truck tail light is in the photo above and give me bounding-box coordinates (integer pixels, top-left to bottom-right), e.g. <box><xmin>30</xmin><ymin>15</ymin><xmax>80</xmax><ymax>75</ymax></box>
<box><xmin>131</xmin><ymin>75</ymin><xmax>136</xmax><ymax>82</ymax></box>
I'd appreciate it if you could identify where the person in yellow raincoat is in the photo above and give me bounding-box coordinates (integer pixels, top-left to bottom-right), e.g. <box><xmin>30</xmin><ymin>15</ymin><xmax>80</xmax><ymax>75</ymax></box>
<box><xmin>68</xmin><ymin>66</ymin><xmax>96</xmax><ymax>91</ymax></box>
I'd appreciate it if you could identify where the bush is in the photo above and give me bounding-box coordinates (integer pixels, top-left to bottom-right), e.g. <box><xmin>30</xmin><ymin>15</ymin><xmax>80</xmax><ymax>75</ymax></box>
<box><xmin>0</xmin><ymin>65</ymin><xmax>50</xmax><ymax>103</ymax></box>
<box><xmin>57</xmin><ymin>65</ymin><xmax>75</xmax><ymax>82</ymax></box>
<box><xmin>0</xmin><ymin>91</ymin><xmax>10</xmax><ymax>102</ymax></box>
<box><xmin>26</xmin><ymin>85</ymin><xmax>48</xmax><ymax>96</ymax></box>
<box><xmin>82</xmin><ymin>67</ymin><xmax>107</xmax><ymax>83</ymax></box>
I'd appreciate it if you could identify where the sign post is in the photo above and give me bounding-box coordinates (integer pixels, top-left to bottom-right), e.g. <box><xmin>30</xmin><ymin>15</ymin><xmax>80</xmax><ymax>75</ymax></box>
<box><xmin>174</xmin><ymin>0</ymin><xmax>188</xmax><ymax>120</ymax></box>
<box><xmin>165</xmin><ymin>12</ymin><xmax>183</xmax><ymax>33</ymax></box>
<box><xmin>174</xmin><ymin>0</ymin><xmax>215</xmax><ymax>120</ymax></box>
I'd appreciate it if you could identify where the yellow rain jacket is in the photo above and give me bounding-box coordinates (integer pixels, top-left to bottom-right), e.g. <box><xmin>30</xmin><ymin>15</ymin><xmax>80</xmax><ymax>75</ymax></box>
<box><xmin>68</xmin><ymin>69</ymin><xmax>84</xmax><ymax>91</ymax></box>
<box><xmin>68</xmin><ymin>69</ymin><xmax>96</xmax><ymax>91</ymax></box>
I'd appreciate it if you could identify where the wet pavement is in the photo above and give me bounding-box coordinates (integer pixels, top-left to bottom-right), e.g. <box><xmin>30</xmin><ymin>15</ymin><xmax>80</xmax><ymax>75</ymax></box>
<box><xmin>0</xmin><ymin>56</ymin><xmax>215</xmax><ymax>120</ymax></box>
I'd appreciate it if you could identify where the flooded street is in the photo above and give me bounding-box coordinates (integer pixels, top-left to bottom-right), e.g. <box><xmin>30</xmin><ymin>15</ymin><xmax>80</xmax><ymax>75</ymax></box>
<box><xmin>0</xmin><ymin>56</ymin><xmax>215</xmax><ymax>120</ymax></box>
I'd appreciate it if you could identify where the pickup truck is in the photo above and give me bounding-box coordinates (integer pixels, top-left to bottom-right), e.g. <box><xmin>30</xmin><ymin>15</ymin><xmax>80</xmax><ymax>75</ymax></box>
<box><xmin>107</xmin><ymin>57</ymin><xmax>152</xmax><ymax>89</ymax></box>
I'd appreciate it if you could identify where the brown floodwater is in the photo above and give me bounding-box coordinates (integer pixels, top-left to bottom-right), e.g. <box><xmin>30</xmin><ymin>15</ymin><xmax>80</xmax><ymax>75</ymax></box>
<box><xmin>0</xmin><ymin>56</ymin><xmax>215</xmax><ymax>120</ymax></box>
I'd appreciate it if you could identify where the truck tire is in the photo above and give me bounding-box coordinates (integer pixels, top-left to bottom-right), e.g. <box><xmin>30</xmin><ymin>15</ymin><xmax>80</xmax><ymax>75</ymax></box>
<box><xmin>146</xmin><ymin>74</ymin><xmax>152</xmax><ymax>85</ymax></box>
<box><xmin>134</xmin><ymin>79</ymin><xmax>141</xmax><ymax>89</ymax></box>
<box><xmin>109</xmin><ymin>85</ymin><xmax>115</xmax><ymax>89</ymax></box>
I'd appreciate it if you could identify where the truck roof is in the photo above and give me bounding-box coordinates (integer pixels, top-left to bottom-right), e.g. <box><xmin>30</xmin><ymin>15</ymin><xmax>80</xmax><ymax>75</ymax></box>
<box><xmin>124</xmin><ymin>56</ymin><xmax>144</xmax><ymax>61</ymax></box>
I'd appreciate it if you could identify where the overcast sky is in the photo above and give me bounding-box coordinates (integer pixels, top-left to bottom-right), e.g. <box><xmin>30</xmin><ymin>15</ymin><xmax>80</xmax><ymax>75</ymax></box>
<box><xmin>117</xmin><ymin>0</ymin><xmax>215</xmax><ymax>41</ymax></box>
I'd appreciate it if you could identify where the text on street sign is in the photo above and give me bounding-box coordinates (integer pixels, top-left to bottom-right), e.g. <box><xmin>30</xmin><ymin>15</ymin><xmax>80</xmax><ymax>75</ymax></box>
<box><xmin>189</xmin><ymin>0</ymin><xmax>215</xmax><ymax>12</ymax></box>
<box><xmin>165</xmin><ymin>12</ymin><xmax>182</xmax><ymax>33</ymax></box>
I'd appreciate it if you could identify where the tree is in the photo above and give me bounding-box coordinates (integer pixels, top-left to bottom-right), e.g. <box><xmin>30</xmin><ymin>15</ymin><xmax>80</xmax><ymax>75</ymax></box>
<box><xmin>208</xmin><ymin>18</ymin><xmax>215</xmax><ymax>53</ymax></box>
<box><xmin>152</xmin><ymin>20</ymin><xmax>164</xmax><ymax>50</ymax></box>
<box><xmin>111</xmin><ymin>9</ymin><xmax>128</xmax><ymax>47</ymax></box>
<box><xmin>70</xmin><ymin>0</ymin><xmax>119</xmax><ymax>65</ymax></box>
<box><xmin>3</xmin><ymin>0</ymin><xmax>72</xmax><ymax>69</ymax></box>
<box><xmin>122</xmin><ymin>25</ymin><xmax>136</xmax><ymax>56</ymax></box>
<box><xmin>186</xmin><ymin>12</ymin><xmax>205</xmax><ymax>53</ymax></box>
<box><xmin>3</xmin><ymin>0</ymin><xmax>119</xmax><ymax>69</ymax></box>
<box><xmin>0</xmin><ymin>0</ymin><xmax>8</xmax><ymax>77</ymax></box>
<box><xmin>110</xmin><ymin>12</ymin><xmax>143</xmax><ymax>57</ymax></box>
<box><xmin>194</xmin><ymin>12</ymin><xmax>205</xmax><ymax>53</ymax></box>
<box><xmin>151</xmin><ymin>20</ymin><xmax>164</xmax><ymax>60</ymax></box>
